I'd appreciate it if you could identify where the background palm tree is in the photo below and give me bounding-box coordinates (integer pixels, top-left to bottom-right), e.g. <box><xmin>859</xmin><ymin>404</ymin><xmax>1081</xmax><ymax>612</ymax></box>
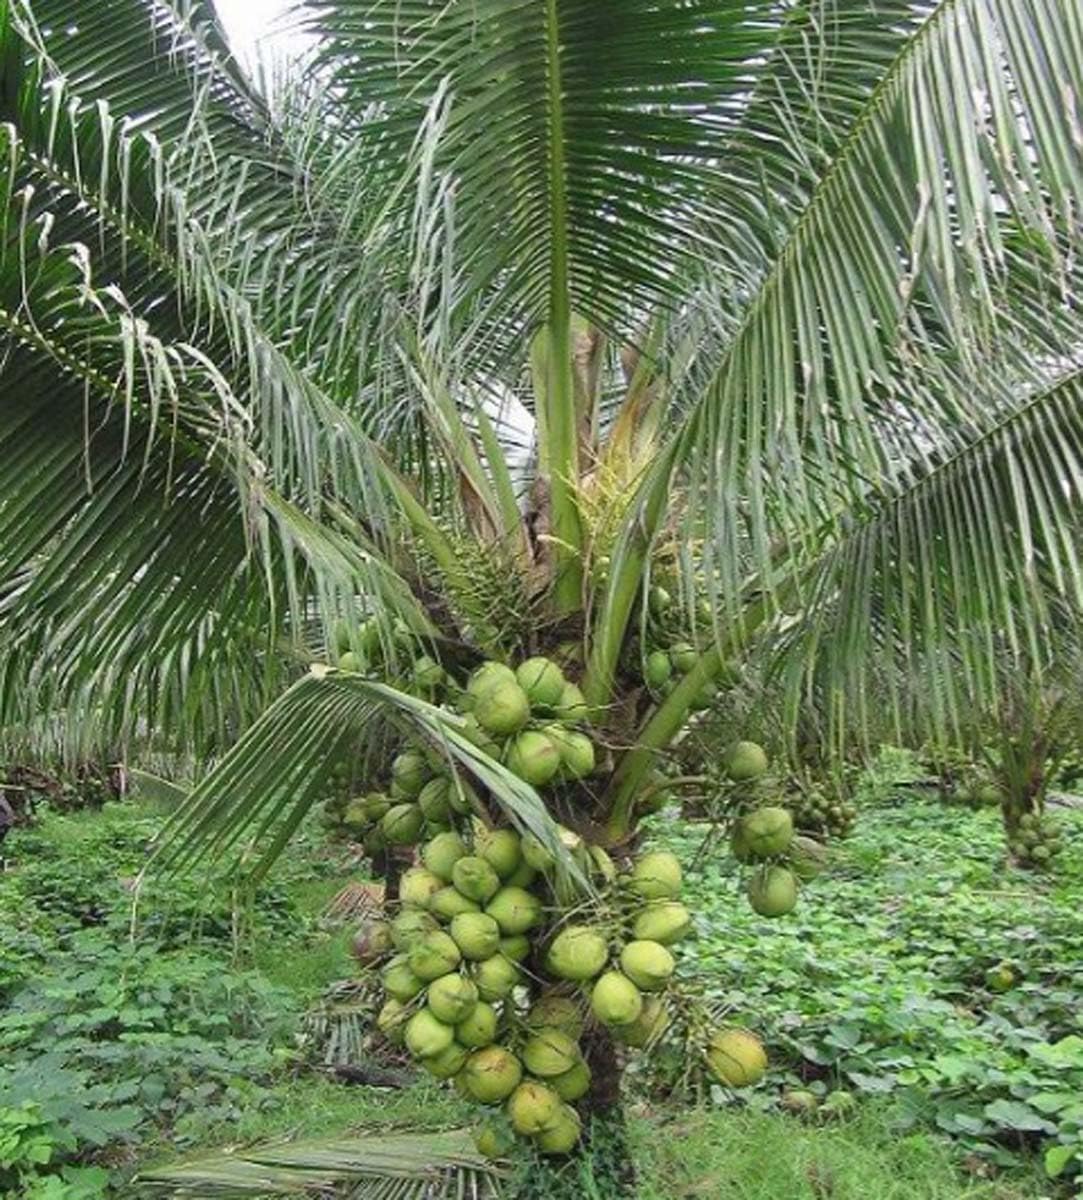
<box><xmin>2</xmin><ymin>0</ymin><xmax>1083</xmax><ymax>1190</ymax></box>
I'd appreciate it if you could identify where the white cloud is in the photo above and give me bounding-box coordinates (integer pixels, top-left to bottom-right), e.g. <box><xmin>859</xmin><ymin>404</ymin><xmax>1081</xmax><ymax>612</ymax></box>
<box><xmin>215</xmin><ymin>0</ymin><xmax>311</xmax><ymax>66</ymax></box>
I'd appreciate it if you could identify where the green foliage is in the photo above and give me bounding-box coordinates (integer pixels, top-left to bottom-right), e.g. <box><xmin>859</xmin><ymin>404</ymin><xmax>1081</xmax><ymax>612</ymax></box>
<box><xmin>645</xmin><ymin>749</ymin><xmax>1083</xmax><ymax>1181</ymax></box>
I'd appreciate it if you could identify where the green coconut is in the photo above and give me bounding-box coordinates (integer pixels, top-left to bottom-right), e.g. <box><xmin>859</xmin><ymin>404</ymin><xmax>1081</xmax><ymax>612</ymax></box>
<box><xmin>546</xmin><ymin>925</ymin><xmax>609</xmax><ymax>981</ymax></box>
<box><xmin>527</xmin><ymin>994</ymin><xmax>584</xmax><ymax>1039</ymax></box>
<box><xmin>544</xmin><ymin>725</ymin><xmax>596</xmax><ymax>779</ymax></box>
<box><xmin>417</xmin><ymin>777</ymin><xmax>453</xmax><ymax>823</ymax></box>
<box><xmin>618</xmin><ymin>994</ymin><xmax>669</xmax><ymax>1048</ymax></box>
<box><xmin>427</xmin><ymin>972</ymin><xmax>479</xmax><ymax>1023</ymax></box>
<box><xmin>390</xmin><ymin>910</ymin><xmax>438</xmax><ymax>952</ymax></box>
<box><xmin>505</xmin><ymin>730</ymin><xmax>562</xmax><ymax>787</ymax></box>
<box><xmin>450</xmin><ymin>912</ymin><xmax>502</xmax><ymax>961</ymax></box>
<box><xmin>485</xmin><ymin>886</ymin><xmax>543</xmax><ymax>934</ymax></box>
<box><xmin>466</xmin><ymin>661</ymin><xmax>517</xmax><ymax>701</ymax></box>
<box><xmin>408</xmin><ymin>930</ymin><xmax>462</xmax><ymax>981</ymax></box>
<box><xmin>399</xmin><ymin>867</ymin><xmax>444</xmax><ymax>910</ymax></box>
<box><xmin>780</xmin><ymin>1090</ymin><xmax>820</xmax><ymax>1117</ymax></box>
<box><xmin>362</xmin><ymin>826</ymin><xmax>388</xmax><ymax>857</ymax></box>
<box><xmin>619</xmin><ymin>940</ymin><xmax>675</xmax><ymax>992</ymax></box>
<box><xmin>629</xmin><ymin>850</ymin><xmax>683</xmax><ymax>899</ymax></box>
<box><xmin>422</xmin><ymin>1041</ymin><xmax>469</xmax><ymax>1079</ymax></box>
<box><xmin>535</xmin><ymin>1105</ymin><xmax>582</xmax><ymax>1155</ymax></box>
<box><xmin>474</xmin><ymin>679</ymin><xmax>531</xmax><ymax>736</ymax></box>
<box><xmin>452</xmin><ymin>856</ymin><xmax>502</xmax><ymax>903</ymax></box>
<box><xmin>506</xmin><ymin>1081</ymin><xmax>562</xmax><ymax>1135</ymax></box>
<box><xmin>522</xmin><ymin>1029</ymin><xmax>580</xmax><ymax>1077</ymax></box>
<box><xmin>550</xmin><ymin>1059</ymin><xmax>591</xmax><ymax>1101</ymax></box>
<box><xmin>456</xmin><ymin>1000</ymin><xmax>499</xmax><ymax>1048</ymax></box>
<box><xmin>422</xmin><ymin>831</ymin><xmax>468</xmax><ymax>881</ymax></box>
<box><xmin>381</xmin><ymin>803</ymin><xmax>425</xmax><ymax>846</ymax></box>
<box><xmin>405</xmin><ymin>1008</ymin><xmax>454</xmax><ymax>1059</ymax></box>
<box><xmin>382</xmin><ymin>955</ymin><xmax>424</xmax><ymax>1001</ymax></box>
<box><xmin>476</xmin><ymin>828</ymin><xmax>523</xmax><ymax>879</ymax></box>
<box><xmin>504</xmin><ymin>860</ymin><xmax>538</xmax><ymax>889</ymax></box>
<box><xmin>498</xmin><ymin>933</ymin><xmax>531</xmax><ymax>962</ymax></box>
<box><xmin>463</xmin><ymin>1045</ymin><xmax>523</xmax><ymax>1103</ymax></box>
<box><xmin>391</xmin><ymin>750</ymin><xmax>429</xmax><ymax>798</ymax></box>
<box><xmin>516</xmin><ymin>657</ymin><xmax>566</xmax><ymax>708</ymax></box>
<box><xmin>724</xmin><ymin>740</ymin><xmax>769</xmax><ymax>782</ymax></box>
<box><xmin>591</xmin><ymin>971</ymin><xmax>644</xmax><ymax>1027</ymax></box>
<box><xmin>706</xmin><ymin>1027</ymin><xmax>767</xmax><ymax>1087</ymax></box>
<box><xmin>788</xmin><ymin>835</ymin><xmax>828</xmax><ymax>882</ymax></box>
<box><xmin>669</xmin><ymin>642</ymin><xmax>698</xmax><ymax>673</ymax></box>
<box><xmin>648</xmin><ymin>584</ymin><xmax>672</xmax><ymax>616</ymax></box>
<box><xmin>342</xmin><ymin>798</ymin><xmax>369</xmax><ymax>832</ymax></box>
<box><xmin>376</xmin><ymin>998</ymin><xmax>407</xmax><ymax>1044</ymax></box>
<box><xmin>412</xmin><ymin>654</ymin><xmax>445</xmax><ymax>691</ymax></box>
<box><xmin>645</xmin><ymin>649</ymin><xmax>673</xmax><ymax>689</ymax></box>
<box><xmin>338</xmin><ymin>650</ymin><xmax>362</xmax><ymax>673</ymax></box>
<box><xmin>474</xmin><ymin>953</ymin><xmax>522</xmax><ymax>1001</ymax></box>
<box><xmin>633</xmin><ymin>900</ymin><xmax>692</xmax><ymax>945</ymax></box>
<box><xmin>429</xmin><ymin>886</ymin><xmax>482</xmax><ymax>921</ymax></box>
<box><xmin>739</xmin><ymin>806</ymin><xmax>794</xmax><ymax>858</ymax></box>
<box><xmin>521</xmin><ymin>831</ymin><xmax>555</xmax><ymax>871</ymax></box>
<box><xmin>446</xmin><ymin>779</ymin><xmax>479</xmax><ymax>816</ymax></box>
<box><xmin>746</xmin><ymin>866</ymin><xmax>798</xmax><ymax>918</ymax></box>
<box><xmin>554</xmin><ymin>682</ymin><xmax>590</xmax><ymax>723</ymax></box>
<box><xmin>361</xmin><ymin>792</ymin><xmax>392</xmax><ymax>821</ymax></box>
<box><xmin>474</xmin><ymin>1121</ymin><xmax>515</xmax><ymax>1160</ymax></box>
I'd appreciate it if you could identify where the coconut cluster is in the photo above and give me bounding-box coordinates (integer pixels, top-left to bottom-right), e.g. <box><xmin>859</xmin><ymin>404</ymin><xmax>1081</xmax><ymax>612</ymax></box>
<box><xmin>729</xmin><ymin>804</ymin><xmax>827</xmax><ymax>917</ymax></box>
<box><xmin>782</xmin><ymin>779</ymin><xmax>857</xmax><ymax>840</ymax></box>
<box><xmin>1007</xmin><ymin>810</ymin><xmax>1064</xmax><ymax>868</ymax></box>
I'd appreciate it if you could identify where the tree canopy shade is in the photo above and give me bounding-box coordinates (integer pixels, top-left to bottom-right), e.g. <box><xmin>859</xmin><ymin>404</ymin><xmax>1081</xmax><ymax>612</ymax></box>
<box><xmin>1</xmin><ymin>0</ymin><xmax>1082</xmax><ymax>782</ymax></box>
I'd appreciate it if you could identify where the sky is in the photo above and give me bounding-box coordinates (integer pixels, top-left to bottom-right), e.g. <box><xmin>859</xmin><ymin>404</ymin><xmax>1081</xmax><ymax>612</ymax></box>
<box><xmin>215</xmin><ymin>0</ymin><xmax>309</xmax><ymax>65</ymax></box>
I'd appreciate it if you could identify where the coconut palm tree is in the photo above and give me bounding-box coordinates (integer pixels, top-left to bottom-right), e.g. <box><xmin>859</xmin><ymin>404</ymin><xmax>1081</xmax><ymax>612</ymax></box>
<box><xmin>2</xmin><ymin>0</ymin><xmax>1083</xmax><ymax>1190</ymax></box>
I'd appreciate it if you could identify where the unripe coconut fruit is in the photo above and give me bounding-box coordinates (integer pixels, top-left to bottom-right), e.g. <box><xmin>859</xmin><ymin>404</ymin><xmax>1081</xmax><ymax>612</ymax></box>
<box><xmin>450</xmin><ymin>912</ymin><xmax>501</xmax><ymax>961</ymax></box>
<box><xmin>446</xmin><ymin>780</ymin><xmax>479</xmax><ymax>817</ymax></box>
<box><xmin>418</xmin><ymin>777</ymin><xmax>453</xmax><ymax>823</ymax></box>
<box><xmin>382</xmin><ymin>955</ymin><xmax>424</xmax><ymax>1001</ymax></box>
<box><xmin>463</xmin><ymin>1046</ymin><xmax>523</xmax><ymax>1103</ymax></box>
<box><xmin>507</xmin><ymin>1081</ymin><xmax>562</xmax><ymax>1135</ymax></box>
<box><xmin>342</xmin><ymin>798</ymin><xmax>369</xmax><ymax>831</ymax></box>
<box><xmin>399</xmin><ymin>867</ymin><xmax>444</xmax><ymax>909</ymax></box>
<box><xmin>430</xmin><ymin>886</ymin><xmax>482</xmax><ymax>921</ymax></box>
<box><xmin>516</xmin><ymin>657</ymin><xmax>566</xmax><ymax>708</ymax></box>
<box><xmin>550</xmin><ymin>1059</ymin><xmax>591</xmax><ymax>1100</ymax></box>
<box><xmin>629</xmin><ymin>850</ymin><xmax>682</xmax><ymax>899</ymax></box>
<box><xmin>460</xmin><ymin>713</ymin><xmax>501</xmax><ymax>757</ymax></box>
<box><xmin>499</xmin><ymin>934</ymin><xmax>531</xmax><ymax>962</ymax></box>
<box><xmin>669</xmin><ymin>642</ymin><xmax>698</xmax><ymax>673</ymax></box>
<box><xmin>522</xmin><ymin>1029</ymin><xmax>580</xmax><ymax>1077</ymax></box>
<box><xmin>405</xmin><ymin>1008</ymin><xmax>454</xmax><ymax>1059</ymax></box>
<box><xmin>506</xmin><ymin>730</ymin><xmax>562</xmax><ymax>787</ymax></box>
<box><xmin>521</xmin><ymin>831</ymin><xmax>555</xmax><ymax>871</ymax></box>
<box><xmin>486</xmin><ymin>886</ymin><xmax>543</xmax><ymax>934</ymax></box>
<box><xmin>645</xmin><ymin>649</ymin><xmax>673</xmax><ymax>689</ymax></box>
<box><xmin>739</xmin><ymin>806</ymin><xmax>794</xmax><ymax>858</ymax></box>
<box><xmin>504</xmin><ymin>860</ymin><xmax>538</xmax><ymax>889</ymax></box>
<box><xmin>544</xmin><ymin>725</ymin><xmax>596</xmax><ymax>779</ymax></box>
<box><xmin>382</xmin><ymin>803</ymin><xmax>425</xmax><ymax>846</ymax></box>
<box><xmin>986</xmin><ymin>963</ymin><xmax>1015</xmax><ymax>992</ymax></box>
<box><xmin>591</xmin><ymin>971</ymin><xmax>644</xmax><ymax>1026</ymax></box>
<box><xmin>527</xmin><ymin>994</ymin><xmax>584</xmax><ymax>1039</ymax></box>
<box><xmin>648</xmin><ymin>584</ymin><xmax>672</xmax><ymax>616</ymax></box>
<box><xmin>747</xmin><ymin>866</ymin><xmax>798</xmax><ymax>918</ymax></box>
<box><xmin>376</xmin><ymin>998</ymin><xmax>407</xmax><ymax>1044</ymax></box>
<box><xmin>616</xmin><ymin>994</ymin><xmax>669</xmax><ymax>1048</ymax></box>
<box><xmin>535</xmin><ymin>1105</ymin><xmax>582</xmax><ymax>1155</ymax></box>
<box><xmin>338</xmin><ymin>650</ymin><xmax>362</xmax><ymax>672</ymax></box>
<box><xmin>363</xmin><ymin>826</ymin><xmax>388</xmax><ymax>856</ymax></box>
<box><xmin>412</xmin><ymin>654</ymin><xmax>445</xmax><ymax>691</ymax></box>
<box><xmin>476</xmin><ymin>828</ymin><xmax>523</xmax><ymax>879</ymax></box>
<box><xmin>788</xmin><ymin>835</ymin><xmax>828</xmax><ymax>882</ymax></box>
<box><xmin>391</xmin><ymin>750</ymin><xmax>429</xmax><ymax>797</ymax></box>
<box><xmin>474</xmin><ymin>680</ymin><xmax>531</xmax><ymax>736</ymax></box>
<box><xmin>475</xmin><ymin>953</ymin><xmax>521</xmax><ymax>1001</ymax></box>
<box><xmin>619</xmin><ymin>940</ymin><xmax>675</xmax><ymax>992</ymax></box>
<box><xmin>474</xmin><ymin>1121</ymin><xmax>515</xmax><ymax>1160</ymax></box>
<box><xmin>706</xmin><ymin>1028</ymin><xmax>767</xmax><ymax>1087</ymax></box>
<box><xmin>467</xmin><ymin>662</ymin><xmax>517</xmax><ymax>700</ymax></box>
<box><xmin>724</xmin><ymin>740</ymin><xmax>769</xmax><ymax>782</ymax></box>
<box><xmin>361</xmin><ymin>792</ymin><xmax>392</xmax><ymax>821</ymax></box>
<box><xmin>546</xmin><ymin>925</ymin><xmax>609</xmax><ymax>981</ymax></box>
<box><xmin>408</xmin><ymin>930</ymin><xmax>462</xmax><ymax>981</ymax></box>
<box><xmin>780</xmin><ymin>1089</ymin><xmax>819</xmax><ymax>1117</ymax></box>
<box><xmin>423</xmin><ymin>1042</ymin><xmax>469</xmax><ymax>1079</ymax></box>
<box><xmin>633</xmin><ymin>900</ymin><xmax>692</xmax><ymax>945</ymax></box>
<box><xmin>456</xmin><ymin>1000</ymin><xmax>499</xmax><ymax>1047</ymax></box>
<box><xmin>351</xmin><ymin>919</ymin><xmax>393</xmax><ymax>965</ymax></box>
<box><xmin>391</xmin><ymin>910</ymin><xmax>438</xmax><ymax>952</ymax></box>
<box><xmin>453</xmin><ymin>856</ymin><xmax>502</xmax><ymax>903</ymax></box>
<box><xmin>427</xmin><ymin>973</ymin><xmax>479</xmax><ymax>1023</ymax></box>
<box><xmin>554</xmin><ymin>682</ymin><xmax>589</xmax><ymax>723</ymax></box>
<box><xmin>422</xmin><ymin>831</ymin><xmax>468</xmax><ymax>881</ymax></box>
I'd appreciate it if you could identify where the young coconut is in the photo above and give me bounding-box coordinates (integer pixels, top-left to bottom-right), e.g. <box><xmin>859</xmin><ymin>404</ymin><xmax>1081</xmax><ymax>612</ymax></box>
<box><xmin>498</xmin><ymin>933</ymin><xmax>532</xmax><ymax>962</ymax></box>
<box><xmin>546</xmin><ymin>924</ymin><xmax>609</xmax><ymax>981</ymax></box>
<box><xmin>381</xmin><ymin>803</ymin><xmax>425</xmax><ymax>846</ymax></box>
<box><xmin>423</xmin><ymin>1041</ymin><xmax>469</xmax><ymax>1079</ymax></box>
<box><xmin>527</xmin><ymin>994</ymin><xmax>584</xmax><ymax>1038</ymax></box>
<box><xmin>521</xmin><ymin>831</ymin><xmax>555</xmax><ymax>871</ymax></box>
<box><xmin>553</xmin><ymin>682</ymin><xmax>590</xmax><ymax>723</ymax></box>
<box><xmin>788</xmin><ymin>834</ymin><xmax>828</xmax><ymax>882</ymax></box>
<box><xmin>417</xmin><ymin>777</ymin><xmax>453</xmax><ymax>823</ymax></box>
<box><xmin>724</xmin><ymin>740</ymin><xmax>769</xmax><ymax>782</ymax></box>
<box><xmin>466</xmin><ymin>661</ymin><xmax>517</xmax><ymax>700</ymax></box>
<box><xmin>550</xmin><ymin>1058</ymin><xmax>591</xmax><ymax>1100</ymax></box>
<box><xmin>706</xmin><ymin>1027</ymin><xmax>767</xmax><ymax>1087</ymax></box>
<box><xmin>644</xmin><ymin>649</ymin><xmax>673</xmax><ymax>689</ymax></box>
<box><xmin>404</xmin><ymin>1008</ymin><xmax>454</xmax><ymax>1059</ymax></box>
<box><xmin>474</xmin><ymin>1120</ymin><xmax>516</xmax><ymax>1160</ymax></box>
<box><xmin>747</xmin><ymin>866</ymin><xmax>799</xmax><ymax>917</ymax></box>
<box><xmin>633</xmin><ymin>900</ymin><xmax>692</xmax><ymax>945</ymax></box>
<box><xmin>429</xmin><ymin>887</ymin><xmax>482</xmax><ymax>921</ymax></box>
<box><xmin>390</xmin><ymin>750</ymin><xmax>429</xmax><ymax>797</ymax></box>
<box><xmin>463</xmin><ymin>1045</ymin><xmax>523</xmax><ymax>1103</ymax></box>
<box><xmin>474</xmin><ymin>678</ymin><xmax>531</xmax><ymax>736</ymax></box>
<box><xmin>390</xmin><ymin>910</ymin><xmax>438</xmax><ymax>951</ymax></box>
<box><xmin>376</xmin><ymin>998</ymin><xmax>408</xmax><ymax>1044</ymax></box>
<box><xmin>628</xmin><ymin>850</ymin><xmax>683</xmax><ymax>899</ymax></box>
<box><xmin>399</xmin><ymin>867</ymin><xmax>444</xmax><ymax>910</ymax></box>
<box><xmin>535</xmin><ymin>1104</ymin><xmax>582</xmax><ymax>1155</ymax></box>
<box><xmin>450</xmin><ymin>912</ymin><xmax>502</xmax><ymax>961</ymax></box>
<box><xmin>619</xmin><ymin>940</ymin><xmax>675</xmax><ymax>991</ymax></box>
<box><xmin>544</xmin><ymin>724</ymin><xmax>596</xmax><ymax>779</ymax></box>
<box><xmin>427</xmin><ymin>973</ymin><xmax>479</xmax><ymax>1023</ymax></box>
<box><xmin>515</xmin><ymin>657</ymin><xmax>566</xmax><ymax>709</ymax></box>
<box><xmin>382</xmin><ymin>955</ymin><xmax>424</xmax><ymax>1001</ymax></box>
<box><xmin>590</xmin><ymin>971</ymin><xmax>644</xmax><ymax>1027</ymax></box>
<box><xmin>506</xmin><ymin>1081</ymin><xmax>563</xmax><ymax>1135</ymax></box>
<box><xmin>456</xmin><ymin>1000</ymin><xmax>499</xmax><ymax>1047</ymax></box>
<box><xmin>522</xmin><ymin>1029</ymin><xmax>580</xmax><ymax>1077</ymax></box>
<box><xmin>408</xmin><ymin>930</ymin><xmax>462</xmax><ymax>981</ymax></box>
<box><xmin>485</xmin><ymin>886</ymin><xmax>543</xmax><ymax>934</ymax></box>
<box><xmin>476</xmin><ymin>828</ymin><xmax>523</xmax><ymax>879</ymax></box>
<box><xmin>738</xmin><ymin>806</ymin><xmax>794</xmax><ymax>858</ymax></box>
<box><xmin>505</xmin><ymin>729</ymin><xmax>562</xmax><ymax>787</ymax></box>
<box><xmin>474</xmin><ymin>952</ymin><xmax>522</xmax><ymax>1001</ymax></box>
<box><xmin>422</xmin><ymin>830</ymin><xmax>468</xmax><ymax>881</ymax></box>
<box><xmin>616</xmin><ymin>994</ymin><xmax>669</xmax><ymax>1048</ymax></box>
<box><xmin>452</xmin><ymin>856</ymin><xmax>502</xmax><ymax>903</ymax></box>
<box><xmin>504</xmin><ymin>860</ymin><xmax>538</xmax><ymax>889</ymax></box>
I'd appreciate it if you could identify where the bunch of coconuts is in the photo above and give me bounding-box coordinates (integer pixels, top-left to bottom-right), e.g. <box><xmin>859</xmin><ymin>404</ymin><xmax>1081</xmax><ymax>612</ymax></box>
<box><xmin>1007</xmin><ymin>810</ymin><xmax>1065</xmax><ymax>868</ymax></box>
<box><xmin>729</xmin><ymin>800</ymin><xmax>827</xmax><ymax>918</ymax></box>
<box><xmin>638</xmin><ymin>584</ymin><xmax>720</xmax><ymax>711</ymax></box>
<box><xmin>782</xmin><ymin>779</ymin><xmax>857</xmax><ymax>840</ymax></box>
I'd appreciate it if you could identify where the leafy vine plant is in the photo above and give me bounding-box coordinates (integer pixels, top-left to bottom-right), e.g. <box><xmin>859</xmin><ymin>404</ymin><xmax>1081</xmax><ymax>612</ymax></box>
<box><xmin>1</xmin><ymin>0</ymin><xmax>1083</xmax><ymax>1191</ymax></box>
